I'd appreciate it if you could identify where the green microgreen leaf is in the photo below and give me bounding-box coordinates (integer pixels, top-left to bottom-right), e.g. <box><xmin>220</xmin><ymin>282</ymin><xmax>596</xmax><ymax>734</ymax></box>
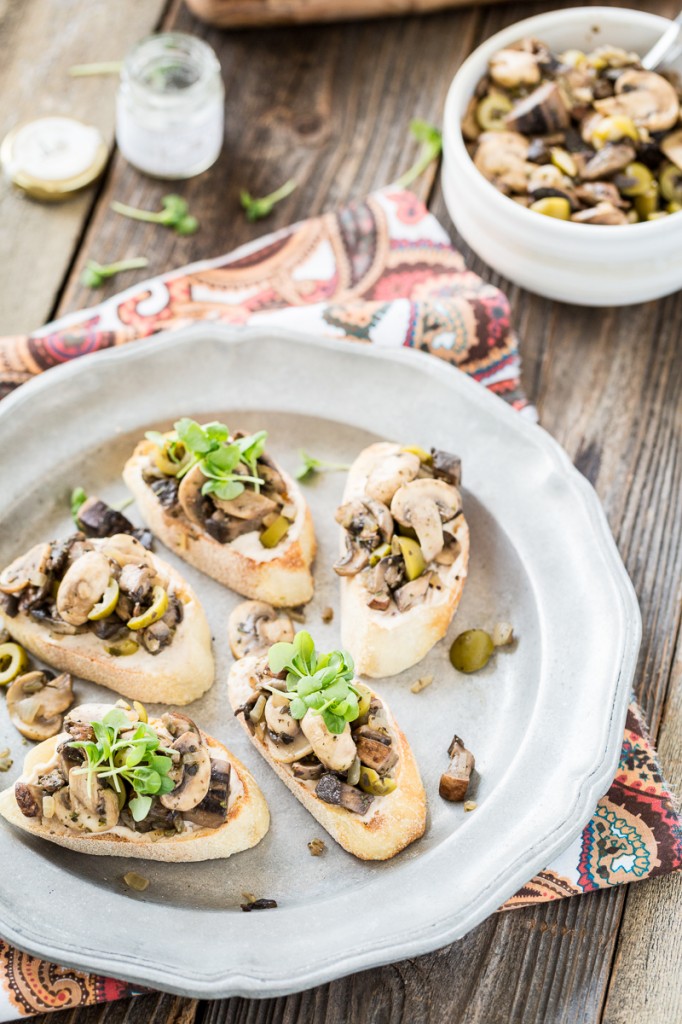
<box><xmin>68</xmin><ymin>711</ymin><xmax>176</xmax><ymax>823</ymax></box>
<box><xmin>395</xmin><ymin>119</ymin><xmax>443</xmax><ymax>189</ymax></box>
<box><xmin>240</xmin><ymin>179</ymin><xmax>297</xmax><ymax>222</ymax></box>
<box><xmin>294</xmin><ymin>450</ymin><xmax>351</xmax><ymax>482</ymax></box>
<box><xmin>111</xmin><ymin>195</ymin><xmax>199</xmax><ymax>235</ymax></box>
<box><xmin>80</xmin><ymin>257</ymin><xmax>149</xmax><ymax>289</ymax></box>
<box><xmin>70</xmin><ymin>487</ymin><xmax>88</xmax><ymax>525</ymax></box>
<box><xmin>267</xmin><ymin>631</ymin><xmax>358</xmax><ymax>731</ymax></box>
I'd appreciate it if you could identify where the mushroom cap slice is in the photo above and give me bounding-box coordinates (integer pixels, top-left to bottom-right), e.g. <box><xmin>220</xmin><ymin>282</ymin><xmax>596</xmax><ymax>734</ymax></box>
<box><xmin>53</xmin><ymin>767</ymin><xmax>119</xmax><ymax>833</ymax></box>
<box><xmin>474</xmin><ymin>131</ymin><xmax>531</xmax><ymax>195</ymax></box>
<box><xmin>364</xmin><ymin>452</ymin><xmax>420</xmax><ymax>505</ymax></box>
<box><xmin>160</xmin><ymin>732</ymin><xmax>212</xmax><ymax>812</ymax></box>
<box><xmin>391</xmin><ymin>479</ymin><xmax>461</xmax><ymax>563</ymax></box>
<box><xmin>661</xmin><ymin>129</ymin><xmax>682</xmax><ymax>172</ymax></box>
<box><xmin>489</xmin><ymin>48</ymin><xmax>541</xmax><ymax>90</ymax></box>
<box><xmin>228</xmin><ymin>600</ymin><xmax>294</xmax><ymax>659</ymax></box>
<box><xmin>300</xmin><ymin>711</ymin><xmax>357</xmax><ymax>773</ymax></box>
<box><xmin>264</xmin><ymin>692</ymin><xmax>300</xmax><ymax>738</ymax></box>
<box><xmin>100</xmin><ymin>533</ymin><xmax>155</xmax><ymax>570</ymax></box>
<box><xmin>333</xmin><ymin>535</ymin><xmax>370</xmax><ymax>577</ymax></box>
<box><xmin>0</xmin><ymin>542</ymin><xmax>51</xmax><ymax>595</ymax></box>
<box><xmin>7</xmin><ymin>671</ymin><xmax>74</xmax><ymax>742</ymax></box>
<box><xmin>56</xmin><ymin>550</ymin><xmax>112</xmax><ymax>625</ymax></box>
<box><xmin>595</xmin><ymin>70</ymin><xmax>680</xmax><ymax>133</ymax></box>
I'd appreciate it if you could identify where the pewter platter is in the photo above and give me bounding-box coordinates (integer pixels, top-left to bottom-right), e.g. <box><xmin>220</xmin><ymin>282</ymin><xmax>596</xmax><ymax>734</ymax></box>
<box><xmin>0</xmin><ymin>326</ymin><xmax>640</xmax><ymax>998</ymax></box>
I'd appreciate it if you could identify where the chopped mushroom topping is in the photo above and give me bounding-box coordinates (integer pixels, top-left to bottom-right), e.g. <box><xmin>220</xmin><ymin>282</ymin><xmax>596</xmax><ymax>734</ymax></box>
<box><xmin>160</xmin><ymin>732</ymin><xmax>212</xmax><ymax>812</ymax></box>
<box><xmin>56</xmin><ymin>551</ymin><xmax>112</xmax><ymax>625</ymax></box>
<box><xmin>364</xmin><ymin>451</ymin><xmax>420</xmax><ymax>505</ymax></box>
<box><xmin>439</xmin><ymin>735</ymin><xmax>475</xmax><ymax>802</ymax></box>
<box><xmin>0</xmin><ymin>543</ymin><xmax>51</xmax><ymax>595</ymax></box>
<box><xmin>300</xmin><ymin>711</ymin><xmax>357</xmax><ymax>773</ymax></box>
<box><xmin>228</xmin><ymin>600</ymin><xmax>294</xmax><ymax>659</ymax></box>
<box><xmin>53</xmin><ymin>766</ymin><xmax>119</xmax><ymax>833</ymax></box>
<box><xmin>6</xmin><ymin>672</ymin><xmax>73</xmax><ymax>741</ymax></box>
<box><xmin>465</xmin><ymin>37</ymin><xmax>682</xmax><ymax>223</ymax></box>
<box><xmin>391</xmin><ymin>479</ymin><xmax>461</xmax><ymax>562</ymax></box>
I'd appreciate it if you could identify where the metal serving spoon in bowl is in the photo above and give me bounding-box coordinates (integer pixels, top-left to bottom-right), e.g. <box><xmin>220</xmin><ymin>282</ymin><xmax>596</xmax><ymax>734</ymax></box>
<box><xmin>642</xmin><ymin>11</ymin><xmax>682</xmax><ymax>70</ymax></box>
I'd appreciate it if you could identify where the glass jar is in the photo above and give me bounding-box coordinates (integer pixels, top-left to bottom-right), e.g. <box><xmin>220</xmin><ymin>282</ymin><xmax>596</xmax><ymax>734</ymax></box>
<box><xmin>116</xmin><ymin>32</ymin><xmax>224</xmax><ymax>180</ymax></box>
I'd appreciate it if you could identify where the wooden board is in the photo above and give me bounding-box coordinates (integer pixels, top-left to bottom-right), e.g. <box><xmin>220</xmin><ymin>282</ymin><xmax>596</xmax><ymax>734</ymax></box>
<box><xmin>4</xmin><ymin>0</ymin><xmax>679</xmax><ymax>1021</ymax></box>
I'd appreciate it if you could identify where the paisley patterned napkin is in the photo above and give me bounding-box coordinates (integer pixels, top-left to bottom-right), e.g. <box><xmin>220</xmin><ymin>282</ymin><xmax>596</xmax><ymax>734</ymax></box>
<box><xmin>0</xmin><ymin>189</ymin><xmax>679</xmax><ymax>1020</ymax></box>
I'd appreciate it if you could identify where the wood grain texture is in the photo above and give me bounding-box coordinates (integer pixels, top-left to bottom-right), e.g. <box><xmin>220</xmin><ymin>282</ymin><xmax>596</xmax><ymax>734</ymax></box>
<box><xmin>184</xmin><ymin>0</ymin><xmax>498</xmax><ymax>29</ymax></box>
<box><xmin>0</xmin><ymin>0</ymin><xmax>168</xmax><ymax>335</ymax></box>
<box><xmin>9</xmin><ymin>0</ymin><xmax>682</xmax><ymax>1022</ymax></box>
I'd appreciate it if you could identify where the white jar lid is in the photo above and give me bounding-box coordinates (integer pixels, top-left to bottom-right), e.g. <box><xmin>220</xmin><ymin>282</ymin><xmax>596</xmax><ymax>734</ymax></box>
<box><xmin>1</xmin><ymin>116</ymin><xmax>108</xmax><ymax>201</ymax></box>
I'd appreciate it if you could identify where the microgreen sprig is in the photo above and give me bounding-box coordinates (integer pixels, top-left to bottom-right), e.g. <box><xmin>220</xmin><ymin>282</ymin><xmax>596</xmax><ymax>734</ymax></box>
<box><xmin>111</xmin><ymin>194</ymin><xmax>199</xmax><ymax>235</ymax></box>
<box><xmin>69</xmin><ymin>708</ymin><xmax>175</xmax><ymax>822</ymax></box>
<box><xmin>240</xmin><ymin>179</ymin><xmax>297</xmax><ymax>222</ymax></box>
<box><xmin>70</xmin><ymin>487</ymin><xmax>88</xmax><ymax>525</ymax></box>
<box><xmin>267</xmin><ymin>631</ymin><xmax>359</xmax><ymax>735</ymax></box>
<box><xmin>295</xmin><ymin>450</ymin><xmax>351</xmax><ymax>482</ymax></box>
<box><xmin>146</xmin><ymin>419</ymin><xmax>268</xmax><ymax>502</ymax></box>
<box><xmin>395</xmin><ymin>119</ymin><xmax>443</xmax><ymax>189</ymax></box>
<box><xmin>81</xmin><ymin>257</ymin><xmax>149</xmax><ymax>289</ymax></box>
<box><xmin>68</xmin><ymin>61</ymin><xmax>123</xmax><ymax>77</ymax></box>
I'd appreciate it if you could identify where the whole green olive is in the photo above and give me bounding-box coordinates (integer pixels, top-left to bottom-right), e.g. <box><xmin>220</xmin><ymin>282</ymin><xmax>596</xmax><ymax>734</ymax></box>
<box><xmin>449</xmin><ymin>629</ymin><xmax>495</xmax><ymax>673</ymax></box>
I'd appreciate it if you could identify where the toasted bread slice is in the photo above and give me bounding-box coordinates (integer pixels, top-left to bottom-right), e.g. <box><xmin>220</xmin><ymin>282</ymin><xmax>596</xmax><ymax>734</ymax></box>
<box><xmin>0</xmin><ymin>536</ymin><xmax>214</xmax><ymax>705</ymax></box>
<box><xmin>338</xmin><ymin>442</ymin><xmax>469</xmax><ymax>677</ymax></box>
<box><xmin>123</xmin><ymin>440</ymin><xmax>316</xmax><ymax>607</ymax></box>
<box><xmin>0</xmin><ymin>715</ymin><xmax>269</xmax><ymax>861</ymax></box>
<box><xmin>228</xmin><ymin>657</ymin><xmax>426</xmax><ymax>861</ymax></box>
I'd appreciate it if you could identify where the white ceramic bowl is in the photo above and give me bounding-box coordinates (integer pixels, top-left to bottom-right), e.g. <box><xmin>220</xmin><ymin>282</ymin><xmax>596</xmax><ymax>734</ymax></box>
<box><xmin>442</xmin><ymin>7</ymin><xmax>682</xmax><ymax>306</ymax></box>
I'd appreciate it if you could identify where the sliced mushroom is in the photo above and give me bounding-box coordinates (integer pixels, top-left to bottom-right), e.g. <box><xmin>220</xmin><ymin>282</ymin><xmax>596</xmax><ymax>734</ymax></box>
<box><xmin>214</xmin><ymin>489</ymin><xmax>277</xmax><ymax>522</ymax></box>
<box><xmin>335</xmin><ymin>499</ymin><xmax>389</xmax><ymax>545</ymax></box>
<box><xmin>100</xmin><ymin>533</ymin><xmax>154</xmax><ymax>570</ymax></box>
<box><xmin>333</xmin><ymin>535</ymin><xmax>369</xmax><ymax>577</ymax></box>
<box><xmin>56</xmin><ymin>550</ymin><xmax>112</xmax><ymax>625</ymax></box>
<box><xmin>53</xmin><ymin>766</ymin><xmax>119</xmax><ymax>832</ymax></box>
<box><xmin>119</xmin><ymin>563</ymin><xmax>154</xmax><ymax>602</ymax></box>
<box><xmin>489</xmin><ymin>48</ymin><xmax>540</xmax><ymax>90</ymax></box>
<box><xmin>263</xmin><ymin>728</ymin><xmax>313</xmax><ymax>764</ymax></box>
<box><xmin>160</xmin><ymin>731</ymin><xmax>212</xmax><ymax>812</ymax></box>
<box><xmin>571</xmin><ymin>202</ymin><xmax>629</xmax><ymax>225</ymax></box>
<box><xmin>76</xmin><ymin>496</ymin><xmax>135</xmax><ymax>538</ymax></box>
<box><xmin>7</xmin><ymin>671</ymin><xmax>73</xmax><ymax>741</ymax></box>
<box><xmin>0</xmin><ymin>543</ymin><xmax>51</xmax><ymax>595</ymax></box>
<box><xmin>15</xmin><ymin>781</ymin><xmax>44</xmax><ymax>818</ymax></box>
<box><xmin>184</xmin><ymin>757</ymin><xmax>231</xmax><ymax>829</ymax></box>
<box><xmin>439</xmin><ymin>735</ymin><xmax>475</xmax><ymax>802</ymax></box>
<box><xmin>595</xmin><ymin>69</ymin><xmax>679</xmax><ymax>133</ymax></box>
<box><xmin>161</xmin><ymin>711</ymin><xmax>201</xmax><ymax>740</ymax></box>
<box><xmin>364</xmin><ymin>451</ymin><xmax>420</xmax><ymax>505</ymax></box>
<box><xmin>580</xmin><ymin>142</ymin><xmax>636</xmax><ymax>181</ymax></box>
<box><xmin>393</xmin><ymin>571</ymin><xmax>435</xmax><ymax>612</ymax></box>
<box><xmin>264</xmin><ymin>693</ymin><xmax>300</xmax><ymax>739</ymax></box>
<box><xmin>64</xmin><ymin>702</ymin><xmax>124</xmax><ymax>738</ymax></box>
<box><xmin>473</xmin><ymin>131</ymin><xmax>531</xmax><ymax>194</ymax></box>
<box><xmin>228</xmin><ymin>600</ymin><xmax>294</xmax><ymax>659</ymax></box>
<box><xmin>391</xmin><ymin>479</ymin><xmax>461</xmax><ymax>563</ymax></box>
<box><xmin>300</xmin><ymin>711</ymin><xmax>357</xmax><ymax>773</ymax></box>
<box><xmin>431</xmin><ymin>449</ymin><xmax>462</xmax><ymax>488</ymax></box>
<box><xmin>315</xmin><ymin>773</ymin><xmax>373</xmax><ymax>815</ymax></box>
<box><xmin>574</xmin><ymin>181</ymin><xmax>628</xmax><ymax>207</ymax></box>
<box><xmin>354</xmin><ymin>730</ymin><xmax>398</xmax><ymax>775</ymax></box>
<box><xmin>177</xmin><ymin>464</ymin><xmax>210</xmax><ymax>528</ymax></box>
<box><xmin>661</xmin><ymin>128</ymin><xmax>682</xmax><ymax>172</ymax></box>
<box><xmin>505</xmin><ymin>81</ymin><xmax>570</xmax><ymax>135</ymax></box>
<box><xmin>292</xmin><ymin>760</ymin><xmax>323</xmax><ymax>781</ymax></box>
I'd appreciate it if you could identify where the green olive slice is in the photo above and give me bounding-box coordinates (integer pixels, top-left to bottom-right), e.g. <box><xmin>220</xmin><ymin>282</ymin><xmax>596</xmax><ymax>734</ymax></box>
<box><xmin>260</xmin><ymin>515</ymin><xmax>291</xmax><ymax>549</ymax></box>
<box><xmin>476</xmin><ymin>93</ymin><xmax>513</xmax><ymax>132</ymax></box>
<box><xmin>0</xmin><ymin>642</ymin><xmax>29</xmax><ymax>686</ymax></box>
<box><xmin>449</xmin><ymin>629</ymin><xmax>495</xmax><ymax>673</ymax></box>
<box><xmin>127</xmin><ymin>585</ymin><xmax>168</xmax><ymax>630</ymax></box>
<box><xmin>659</xmin><ymin>163</ymin><xmax>682</xmax><ymax>204</ymax></box>
<box><xmin>396</xmin><ymin>536</ymin><xmax>426</xmax><ymax>580</ymax></box>
<box><xmin>619</xmin><ymin>162</ymin><xmax>653</xmax><ymax>197</ymax></box>
<box><xmin>530</xmin><ymin>197</ymin><xmax>571</xmax><ymax>220</ymax></box>
<box><xmin>106</xmin><ymin>638</ymin><xmax>139</xmax><ymax>657</ymax></box>
<box><xmin>358</xmin><ymin>766</ymin><xmax>397</xmax><ymax>796</ymax></box>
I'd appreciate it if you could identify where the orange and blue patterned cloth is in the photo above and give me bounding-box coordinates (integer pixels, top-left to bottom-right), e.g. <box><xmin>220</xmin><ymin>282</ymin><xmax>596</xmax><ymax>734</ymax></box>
<box><xmin>0</xmin><ymin>189</ymin><xmax>679</xmax><ymax>1019</ymax></box>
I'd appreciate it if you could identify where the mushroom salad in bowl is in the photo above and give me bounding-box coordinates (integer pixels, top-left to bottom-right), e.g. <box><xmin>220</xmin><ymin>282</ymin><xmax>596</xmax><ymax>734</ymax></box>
<box><xmin>0</xmin><ymin>701</ymin><xmax>269</xmax><ymax>861</ymax></box>
<box><xmin>442</xmin><ymin>6</ymin><xmax>682</xmax><ymax>304</ymax></box>
<box><xmin>123</xmin><ymin>418</ymin><xmax>316</xmax><ymax>607</ymax></box>
<box><xmin>333</xmin><ymin>442</ymin><xmax>469</xmax><ymax>677</ymax></box>
<box><xmin>228</xmin><ymin>630</ymin><xmax>426</xmax><ymax>860</ymax></box>
<box><xmin>0</xmin><ymin>533</ymin><xmax>214</xmax><ymax>705</ymax></box>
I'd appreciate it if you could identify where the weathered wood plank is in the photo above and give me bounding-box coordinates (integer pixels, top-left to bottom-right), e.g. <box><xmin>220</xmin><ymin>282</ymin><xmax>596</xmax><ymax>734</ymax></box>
<box><xmin>0</xmin><ymin>0</ymin><xmax>167</xmax><ymax>334</ymax></box>
<box><xmin>602</xmin><ymin>640</ymin><xmax>682</xmax><ymax>1024</ymax></box>
<box><xmin>31</xmin><ymin>992</ymin><xmax>197</xmax><ymax>1024</ymax></box>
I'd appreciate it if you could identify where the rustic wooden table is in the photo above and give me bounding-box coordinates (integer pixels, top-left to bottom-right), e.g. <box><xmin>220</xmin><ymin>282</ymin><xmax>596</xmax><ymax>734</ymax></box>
<box><xmin>1</xmin><ymin>0</ymin><xmax>680</xmax><ymax>1021</ymax></box>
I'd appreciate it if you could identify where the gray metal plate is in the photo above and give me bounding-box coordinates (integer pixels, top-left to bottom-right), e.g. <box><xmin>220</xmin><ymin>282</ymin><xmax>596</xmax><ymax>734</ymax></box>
<box><xmin>0</xmin><ymin>326</ymin><xmax>640</xmax><ymax>997</ymax></box>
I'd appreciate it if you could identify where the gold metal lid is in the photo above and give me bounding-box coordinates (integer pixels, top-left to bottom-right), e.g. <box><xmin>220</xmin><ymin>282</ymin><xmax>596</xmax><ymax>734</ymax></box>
<box><xmin>1</xmin><ymin>116</ymin><xmax>108</xmax><ymax>201</ymax></box>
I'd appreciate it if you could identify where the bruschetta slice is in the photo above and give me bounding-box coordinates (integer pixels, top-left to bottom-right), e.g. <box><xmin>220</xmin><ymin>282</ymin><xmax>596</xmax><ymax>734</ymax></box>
<box><xmin>0</xmin><ymin>533</ymin><xmax>214</xmax><ymax>704</ymax></box>
<box><xmin>228</xmin><ymin>631</ymin><xmax>426</xmax><ymax>860</ymax></box>
<box><xmin>123</xmin><ymin>419</ymin><xmax>315</xmax><ymax>607</ymax></box>
<box><xmin>0</xmin><ymin>702</ymin><xmax>269</xmax><ymax>861</ymax></box>
<box><xmin>334</xmin><ymin>442</ymin><xmax>469</xmax><ymax>677</ymax></box>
